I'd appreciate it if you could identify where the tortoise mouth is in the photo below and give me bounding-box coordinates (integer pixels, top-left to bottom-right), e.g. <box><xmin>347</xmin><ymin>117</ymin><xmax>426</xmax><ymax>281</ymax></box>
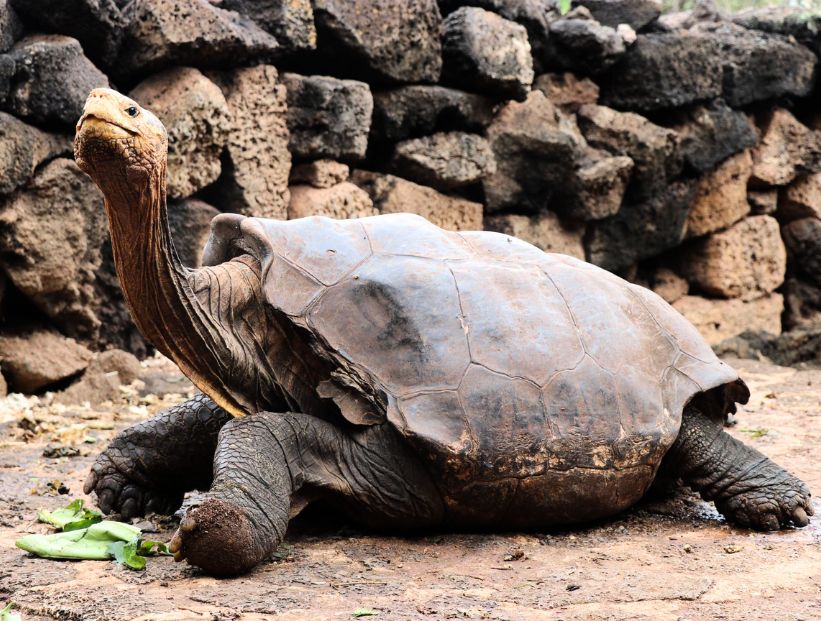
<box><xmin>76</xmin><ymin>115</ymin><xmax>136</xmax><ymax>139</ymax></box>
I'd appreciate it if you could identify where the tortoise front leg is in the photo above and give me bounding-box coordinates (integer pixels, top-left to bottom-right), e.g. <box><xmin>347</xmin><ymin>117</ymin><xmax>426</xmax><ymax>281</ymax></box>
<box><xmin>168</xmin><ymin>413</ymin><xmax>444</xmax><ymax>576</ymax></box>
<box><xmin>84</xmin><ymin>394</ymin><xmax>232</xmax><ymax>519</ymax></box>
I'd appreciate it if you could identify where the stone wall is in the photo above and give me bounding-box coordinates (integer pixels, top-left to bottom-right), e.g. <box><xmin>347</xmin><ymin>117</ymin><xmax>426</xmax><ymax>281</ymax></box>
<box><xmin>0</xmin><ymin>0</ymin><xmax>820</xmax><ymax>394</ymax></box>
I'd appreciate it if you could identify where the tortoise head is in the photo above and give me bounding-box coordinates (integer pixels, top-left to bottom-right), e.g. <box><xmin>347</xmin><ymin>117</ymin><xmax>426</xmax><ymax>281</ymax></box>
<box><xmin>74</xmin><ymin>88</ymin><xmax>168</xmax><ymax>191</ymax></box>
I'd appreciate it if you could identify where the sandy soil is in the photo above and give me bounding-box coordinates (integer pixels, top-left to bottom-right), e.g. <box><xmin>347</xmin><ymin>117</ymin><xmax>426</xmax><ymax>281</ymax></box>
<box><xmin>0</xmin><ymin>357</ymin><xmax>819</xmax><ymax>621</ymax></box>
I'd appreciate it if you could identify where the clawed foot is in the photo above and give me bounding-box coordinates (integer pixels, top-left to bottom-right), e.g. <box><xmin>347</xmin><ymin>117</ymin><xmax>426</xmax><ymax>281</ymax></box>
<box><xmin>168</xmin><ymin>497</ymin><xmax>269</xmax><ymax>576</ymax></box>
<box><xmin>84</xmin><ymin>448</ymin><xmax>185</xmax><ymax>519</ymax></box>
<box><xmin>717</xmin><ymin>477</ymin><xmax>814</xmax><ymax>531</ymax></box>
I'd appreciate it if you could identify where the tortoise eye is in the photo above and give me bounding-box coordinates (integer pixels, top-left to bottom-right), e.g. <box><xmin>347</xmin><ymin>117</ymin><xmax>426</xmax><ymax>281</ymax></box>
<box><xmin>125</xmin><ymin>106</ymin><xmax>139</xmax><ymax>117</ymax></box>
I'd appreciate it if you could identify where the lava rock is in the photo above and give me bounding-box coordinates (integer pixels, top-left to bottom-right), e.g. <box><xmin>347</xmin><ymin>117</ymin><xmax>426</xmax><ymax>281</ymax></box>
<box><xmin>542</xmin><ymin>15</ymin><xmax>626</xmax><ymax>76</ymax></box>
<box><xmin>0</xmin><ymin>0</ymin><xmax>23</xmax><ymax>53</ymax></box>
<box><xmin>598</xmin><ymin>32</ymin><xmax>722</xmax><ymax>111</ymax></box>
<box><xmin>0</xmin><ymin>159</ymin><xmax>107</xmax><ymax>342</ymax></box>
<box><xmin>130</xmin><ymin>67</ymin><xmax>230</xmax><ymax>200</ymax></box>
<box><xmin>9</xmin><ymin>0</ymin><xmax>126</xmax><ymax>67</ymax></box>
<box><xmin>577</xmin><ymin>103</ymin><xmax>680</xmax><ymax>201</ymax></box>
<box><xmin>648</xmin><ymin>266</ymin><xmax>688</xmax><ymax>304</ymax></box>
<box><xmin>673</xmin><ymin>293</ymin><xmax>783</xmax><ymax>345</ymax></box>
<box><xmin>783</xmin><ymin>277</ymin><xmax>821</xmax><ymax>330</ymax></box>
<box><xmin>370</xmin><ymin>85</ymin><xmax>495</xmax><ymax>143</ymax></box>
<box><xmin>352</xmin><ymin>170</ymin><xmax>483</xmax><ymax>231</ymax></box>
<box><xmin>118</xmin><ymin>0</ymin><xmax>279</xmax><ymax>76</ymax></box>
<box><xmin>442</xmin><ymin>7</ymin><xmax>534</xmax><ymax>100</ymax></box>
<box><xmin>288</xmin><ymin>182</ymin><xmax>376</xmax><ymax>220</ymax></box>
<box><xmin>680</xmin><ymin>215</ymin><xmax>786</xmax><ymax>301</ymax></box>
<box><xmin>780</xmin><ymin>173</ymin><xmax>821</xmax><ymax>220</ymax></box>
<box><xmin>0</xmin><ymin>327</ymin><xmax>93</xmax><ymax>393</ymax></box>
<box><xmin>782</xmin><ymin>218</ymin><xmax>821</xmax><ymax>288</ymax></box>
<box><xmin>586</xmin><ymin>179</ymin><xmax>696</xmax><ymax>271</ymax></box>
<box><xmin>3</xmin><ymin>35</ymin><xmax>109</xmax><ymax>126</ymax></box>
<box><xmin>554</xmin><ymin>149</ymin><xmax>633</xmax><ymax>221</ymax></box>
<box><xmin>533</xmin><ymin>72</ymin><xmax>600</xmax><ymax>112</ymax></box>
<box><xmin>483</xmin><ymin>211</ymin><xmax>585</xmax><ymax>259</ymax></box>
<box><xmin>167</xmin><ymin>198</ymin><xmax>220</xmax><ymax>268</ymax></box>
<box><xmin>733</xmin><ymin>7</ymin><xmax>821</xmax><ymax>54</ymax></box>
<box><xmin>484</xmin><ymin>91</ymin><xmax>584</xmax><ymax>213</ymax></box>
<box><xmin>0</xmin><ymin>112</ymin><xmax>71</xmax><ymax>196</ymax></box>
<box><xmin>290</xmin><ymin>160</ymin><xmax>349</xmax><ymax>188</ymax></box>
<box><xmin>571</xmin><ymin>0</ymin><xmax>661</xmax><ymax>30</ymax></box>
<box><xmin>209</xmin><ymin>65</ymin><xmax>290</xmax><ymax>219</ymax></box>
<box><xmin>749</xmin><ymin>189</ymin><xmax>778</xmax><ymax>215</ymax></box>
<box><xmin>391</xmin><ymin>132</ymin><xmax>496</xmax><ymax>190</ymax></box>
<box><xmin>685</xmin><ymin>150</ymin><xmax>752</xmax><ymax>238</ymax></box>
<box><xmin>282</xmin><ymin>73</ymin><xmax>373</xmax><ymax>161</ymax></box>
<box><xmin>0</xmin><ymin>55</ymin><xmax>13</xmax><ymax>104</ymax></box>
<box><xmin>220</xmin><ymin>0</ymin><xmax>316</xmax><ymax>53</ymax></box>
<box><xmin>313</xmin><ymin>0</ymin><xmax>442</xmax><ymax>84</ymax></box>
<box><xmin>672</xmin><ymin>99</ymin><xmax>758</xmax><ymax>174</ymax></box>
<box><xmin>750</xmin><ymin>107</ymin><xmax>821</xmax><ymax>187</ymax></box>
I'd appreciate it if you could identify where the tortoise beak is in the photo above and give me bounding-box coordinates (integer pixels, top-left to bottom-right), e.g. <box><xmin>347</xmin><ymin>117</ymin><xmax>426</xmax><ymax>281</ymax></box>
<box><xmin>76</xmin><ymin>89</ymin><xmax>137</xmax><ymax>138</ymax></box>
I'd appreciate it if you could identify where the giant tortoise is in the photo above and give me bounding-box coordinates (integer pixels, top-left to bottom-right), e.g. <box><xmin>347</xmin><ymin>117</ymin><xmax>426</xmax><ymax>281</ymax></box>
<box><xmin>73</xmin><ymin>88</ymin><xmax>813</xmax><ymax>576</ymax></box>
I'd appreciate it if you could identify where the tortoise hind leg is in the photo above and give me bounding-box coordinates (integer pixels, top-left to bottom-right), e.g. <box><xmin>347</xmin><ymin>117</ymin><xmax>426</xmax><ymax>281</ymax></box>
<box><xmin>661</xmin><ymin>402</ymin><xmax>814</xmax><ymax>530</ymax></box>
<box><xmin>169</xmin><ymin>412</ymin><xmax>444</xmax><ymax>576</ymax></box>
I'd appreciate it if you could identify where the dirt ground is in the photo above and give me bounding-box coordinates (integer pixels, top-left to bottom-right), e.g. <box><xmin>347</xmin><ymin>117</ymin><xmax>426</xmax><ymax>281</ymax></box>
<box><xmin>0</xmin><ymin>356</ymin><xmax>819</xmax><ymax>621</ymax></box>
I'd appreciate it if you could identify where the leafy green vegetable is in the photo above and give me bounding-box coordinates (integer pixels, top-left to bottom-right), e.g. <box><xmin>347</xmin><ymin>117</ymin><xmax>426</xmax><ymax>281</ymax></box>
<box><xmin>1</xmin><ymin>602</ymin><xmax>22</xmax><ymax>621</ymax></box>
<box><xmin>108</xmin><ymin>540</ymin><xmax>146</xmax><ymax>570</ymax></box>
<box><xmin>37</xmin><ymin>499</ymin><xmax>102</xmax><ymax>531</ymax></box>
<box><xmin>16</xmin><ymin>520</ymin><xmax>141</xmax><ymax>561</ymax></box>
<box><xmin>352</xmin><ymin>609</ymin><xmax>379</xmax><ymax>618</ymax></box>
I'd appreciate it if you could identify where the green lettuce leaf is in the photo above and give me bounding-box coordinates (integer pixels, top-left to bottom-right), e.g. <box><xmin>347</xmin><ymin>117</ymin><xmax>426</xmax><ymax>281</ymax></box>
<box><xmin>37</xmin><ymin>499</ymin><xmax>102</xmax><ymax>531</ymax></box>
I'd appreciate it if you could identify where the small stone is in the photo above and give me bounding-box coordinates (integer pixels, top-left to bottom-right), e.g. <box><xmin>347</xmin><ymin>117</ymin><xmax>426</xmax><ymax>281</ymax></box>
<box><xmin>89</xmin><ymin>349</ymin><xmax>142</xmax><ymax>385</ymax></box>
<box><xmin>572</xmin><ymin>0</ymin><xmax>661</xmax><ymax>30</ymax></box>
<box><xmin>0</xmin><ymin>328</ymin><xmax>92</xmax><ymax>393</ymax></box>
<box><xmin>442</xmin><ymin>7</ymin><xmax>534</xmax><ymax>100</ymax></box>
<box><xmin>555</xmin><ymin>149</ymin><xmax>633</xmax><ymax>221</ymax></box>
<box><xmin>0</xmin><ymin>0</ymin><xmax>23</xmax><ymax>53</ymax></box>
<box><xmin>672</xmin><ymin>99</ymin><xmax>758</xmax><ymax>174</ymax></box>
<box><xmin>723</xmin><ymin>543</ymin><xmax>743</xmax><ymax>554</ymax></box>
<box><xmin>167</xmin><ymin>199</ymin><xmax>220</xmax><ymax>269</ymax></box>
<box><xmin>209</xmin><ymin>65</ymin><xmax>290</xmax><ymax>218</ymax></box>
<box><xmin>673</xmin><ymin>293</ymin><xmax>784</xmax><ymax>345</ymax></box>
<box><xmin>782</xmin><ymin>218</ymin><xmax>821</xmax><ymax>289</ymax></box>
<box><xmin>220</xmin><ymin>0</ymin><xmax>316</xmax><ymax>53</ymax></box>
<box><xmin>283</xmin><ymin>73</ymin><xmax>373</xmax><ymax>162</ymax></box>
<box><xmin>748</xmin><ymin>190</ymin><xmax>778</xmax><ymax>215</ymax></box>
<box><xmin>483</xmin><ymin>212</ymin><xmax>585</xmax><ymax>259</ymax></box>
<box><xmin>313</xmin><ymin>0</ymin><xmax>442</xmax><ymax>84</ymax></box>
<box><xmin>649</xmin><ymin>267</ymin><xmax>688</xmax><ymax>304</ymax></box>
<box><xmin>119</xmin><ymin>0</ymin><xmax>279</xmax><ymax>75</ymax></box>
<box><xmin>4</xmin><ymin>35</ymin><xmax>109</xmax><ymax>126</ymax></box>
<box><xmin>0</xmin><ymin>112</ymin><xmax>71</xmax><ymax>196</ymax></box>
<box><xmin>543</xmin><ymin>17</ymin><xmax>625</xmax><ymax>75</ymax></box>
<box><xmin>686</xmin><ymin>150</ymin><xmax>752</xmax><ymax>238</ymax></box>
<box><xmin>288</xmin><ymin>182</ymin><xmax>375</xmax><ymax>220</ymax></box>
<box><xmin>131</xmin><ymin>67</ymin><xmax>230</xmax><ymax>200</ymax></box>
<box><xmin>290</xmin><ymin>160</ymin><xmax>350</xmax><ymax>189</ymax></box>
<box><xmin>751</xmin><ymin>108</ymin><xmax>821</xmax><ymax>187</ymax></box>
<box><xmin>352</xmin><ymin>170</ymin><xmax>483</xmax><ymax>231</ymax></box>
<box><xmin>55</xmin><ymin>368</ymin><xmax>121</xmax><ymax>405</ymax></box>
<box><xmin>680</xmin><ymin>215</ymin><xmax>786</xmax><ymax>301</ymax></box>
<box><xmin>532</xmin><ymin>73</ymin><xmax>599</xmax><ymax>112</ymax></box>
<box><xmin>391</xmin><ymin>132</ymin><xmax>496</xmax><ymax>191</ymax></box>
<box><xmin>780</xmin><ymin>173</ymin><xmax>821</xmax><ymax>220</ymax></box>
<box><xmin>370</xmin><ymin>85</ymin><xmax>495</xmax><ymax>143</ymax></box>
<box><xmin>783</xmin><ymin>277</ymin><xmax>821</xmax><ymax>330</ymax></box>
<box><xmin>616</xmin><ymin>24</ymin><xmax>637</xmax><ymax>45</ymax></box>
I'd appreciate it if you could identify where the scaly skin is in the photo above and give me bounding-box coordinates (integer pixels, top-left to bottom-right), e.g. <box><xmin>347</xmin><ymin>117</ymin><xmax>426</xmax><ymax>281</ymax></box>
<box><xmin>84</xmin><ymin>394</ymin><xmax>232</xmax><ymax>519</ymax></box>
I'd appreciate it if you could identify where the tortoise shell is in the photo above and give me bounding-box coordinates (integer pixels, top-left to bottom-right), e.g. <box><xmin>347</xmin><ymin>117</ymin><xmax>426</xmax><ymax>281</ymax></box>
<box><xmin>203</xmin><ymin>213</ymin><xmax>739</xmax><ymax>520</ymax></box>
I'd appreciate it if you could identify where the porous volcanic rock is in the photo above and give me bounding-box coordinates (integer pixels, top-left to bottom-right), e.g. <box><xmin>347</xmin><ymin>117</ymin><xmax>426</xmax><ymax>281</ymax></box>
<box><xmin>0</xmin><ymin>328</ymin><xmax>93</xmax><ymax>393</ymax></box>
<box><xmin>484</xmin><ymin>91</ymin><xmax>583</xmax><ymax>213</ymax></box>
<box><xmin>781</xmin><ymin>218</ymin><xmax>821</xmax><ymax>288</ymax></box>
<box><xmin>0</xmin><ymin>55</ymin><xmax>13</xmax><ymax>104</ymax></box>
<box><xmin>290</xmin><ymin>160</ymin><xmax>349</xmax><ymax>188</ymax></box>
<box><xmin>221</xmin><ymin>0</ymin><xmax>316</xmax><ymax>53</ymax></box>
<box><xmin>0</xmin><ymin>158</ymin><xmax>106</xmax><ymax>341</ymax></box>
<box><xmin>749</xmin><ymin>189</ymin><xmax>778</xmax><ymax>215</ymax></box>
<box><xmin>167</xmin><ymin>198</ymin><xmax>220</xmax><ymax>269</ymax></box>
<box><xmin>352</xmin><ymin>170</ymin><xmax>483</xmax><ymax>231</ymax></box>
<box><xmin>598</xmin><ymin>33</ymin><xmax>722</xmax><ymax>111</ymax></box>
<box><xmin>780</xmin><ymin>173</ymin><xmax>821</xmax><ymax>220</ymax></box>
<box><xmin>680</xmin><ymin>215</ymin><xmax>786</xmax><ymax>301</ymax></box>
<box><xmin>648</xmin><ymin>266</ymin><xmax>688</xmax><ymax>304</ymax></box>
<box><xmin>0</xmin><ymin>0</ymin><xmax>22</xmax><ymax>53</ymax></box>
<box><xmin>288</xmin><ymin>182</ymin><xmax>376</xmax><ymax>220</ymax></box>
<box><xmin>685</xmin><ymin>150</ymin><xmax>752</xmax><ymax>238</ymax></box>
<box><xmin>673</xmin><ymin>293</ymin><xmax>783</xmax><ymax>345</ymax></box>
<box><xmin>672</xmin><ymin>99</ymin><xmax>758</xmax><ymax>174</ymax></box>
<box><xmin>554</xmin><ymin>149</ymin><xmax>633</xmax><ymax>221</ymax></box>
<box><xmin>0</xmin><ymin>112</ymin><xmax>70</xmax><ymax>196</ymax></box>
<box><xmin>783</xmin><ymin>276</ymin><xmax>821</xmax><ymax>330</ymax></box>
<box><xmin>282</xmin><ymin>73</ymin><xmax>373</xmax><ymax>161</ymax></box>
<box><xmin>571</xmin><ymin>0</ymin><xmax>661</xmax><ymax>30</ymax></box>
<box><xmin>3</xmin><ymin>35</ymin><xmax>108</xmax><ymax>126</ymax></box>
<box><xmin>542</xmin><ymin>15</ymin><xmax>626</xmax><ymax>76</ymax></box>
<box><xmin>9</xmin><ymin>0</ymin><xmax>126</xmax><ymax>67</ymax></box>
<box><xmin>130</xmin><ymin>67</ymin><xmax>230</xmax><ymax>200</ymax></box>
<box><xmin>313</xmin><ymin>0</ymin><xmax>442</xmax><ymax>84</ymax></box>
<box><xmin>483</xmin><ymin>212</ymin><xmax>585</xmax><ymax>259</ymax></box>
<box><xmin>209</xmin><ymin>65</ymin><xmax>290</xmax><ymax>219</ymax></box>
<box><xmin>586</xmin><ymin>179</ymin><xmax>696</xmax><ymax>271</ymax></box>
<box><xmin>119</xmin><ymin>0</ymin><xmax>279</xmax><ymax>75</ymax></box>
<box><xmin>0</xmin><ymin>367</ymin><xmax>6</xmax><ymax>397</ymax></box>
<box><xmin>441</xmin><ymin>7</ymin><xmax>534</xmax><ymax>100</ymax></box>
<box><xmin>577</xmin><ymin>103</ymin><xmax>680</xmax><ymax>201</ymax></box>
<box><xmin>533</xmin><ymin>72</ymin><xmax>599</xmax><ymax>112</ymax></box>
<box><xmin>750</xmin><ymin>108</ymin><xmax>821</xmax><ymax>187</ymax></box>
<box><xmin>391</xmin><ymin>132</ymin><xmax>496</xmax><ymax>191</ymax></box>
<box><xmin>370</xmin><ymin>85</ymin><xmax>495</xmax><ymax>143</ymax></box>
